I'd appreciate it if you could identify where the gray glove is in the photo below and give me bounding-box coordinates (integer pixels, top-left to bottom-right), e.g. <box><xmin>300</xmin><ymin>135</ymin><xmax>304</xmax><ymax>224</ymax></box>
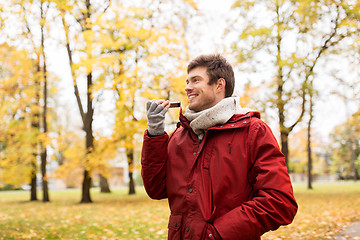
<box><xmin>146</xmin><ymin>101</ymin><xmax>167</xmax><ymax>136</ymax></box>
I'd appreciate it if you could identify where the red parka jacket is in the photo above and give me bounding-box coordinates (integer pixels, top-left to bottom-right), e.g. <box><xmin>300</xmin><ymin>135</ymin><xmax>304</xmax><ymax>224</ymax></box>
<box><xmin>141</xmin><ymin>110</ymin><xmax>297</xmax><ymax>240</ymax></box>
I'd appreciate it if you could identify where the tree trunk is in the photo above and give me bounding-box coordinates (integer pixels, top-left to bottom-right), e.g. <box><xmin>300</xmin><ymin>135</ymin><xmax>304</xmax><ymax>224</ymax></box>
<box><xmin>280</xmin><ymin>131</ymin><xmax>289</xmax><ymax>168</ymax></box>
<box><xmin>81</xmin><ymin>73</ymin><xmax>94</xmax><ymax>203</ymax></box>
<box><xmin>351</xmin><ymin>140</ymin><xmax>358</xmax><ymax>181</ymax></box>
<box><xmin>100</xmin><ymin>174</ymin><xmax>111</xmax><ymax>193</ymax></box>
<box><xmin>41</xmin><ymin>150</ymin><xmax>50</xmax><ymax>201</ymax></box>
<box><xmin>307</xmin><ymin>101</ymin><xmax>313</xmax><ymax>189</ymax></box>
<box><xmin>81</xmin><ymin>124</ymin><xmax>93</xmax><ymax>203</ymax></box>
<box><xmin>30</xmin><ymin>58</ymin><xmax>41</xmax><ymax>202</ymax></box>
<box><xmin>40</xmin><ymin>1</ymin><xmax>49</xmax><ymax>202</ymax></box>
<box><xmin>129</xmin><ymin>172</ymin><xmax>135</xmax><ymax>195</ymax></box>
<box><xmin>126</xmin><ymin>148</ymin><xmax>136</xmax><ymax>195</ymax></box>
<box><xmin>307</xmin><ymin>133</ymin><xmax>313</xmax><ymax>189</ymax></box>
<box><xmin>81</xmin><ymin>169</ymin><xmax>92</xmax><ymax>203</ymax></box>
<box><xmin>30</xmin><ymin>162</ymin><xmax>37</xmax><ymax>201</ymax></box>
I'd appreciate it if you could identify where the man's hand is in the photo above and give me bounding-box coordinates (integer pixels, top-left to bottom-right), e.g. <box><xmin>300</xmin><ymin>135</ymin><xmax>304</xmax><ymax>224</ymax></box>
<box><xmin>146</xmin><ymin>100</ymin><xmax>170</xmax><ymax>136</ymax></box>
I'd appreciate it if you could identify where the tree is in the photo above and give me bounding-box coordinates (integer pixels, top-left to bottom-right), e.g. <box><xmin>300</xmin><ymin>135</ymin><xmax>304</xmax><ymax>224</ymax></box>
<box><xmin>289</xmin><ymin>125</ymin><xmax>329</xmax><ymax>184</ymax></box>
<box><xmin>229</xmin><ymin>0</ymin><xmax>360</xmax><ymax>168</ymax></box>
<box><xmin>100</xmin><ymin>0</ymin><xmax>196</xmax><ymax>195</ymax></box>
<box><xmin>20</xmin><ymin>0</ymin><xmax>52</xmax><ymax>201</ymax></box>
<box><xmin>35</xmin><ymin>0</ymin><xmax>51</xmax><ymax>202</ymax></box>
<box><xmin>328</xmin><ymin>69</ymin><xmax>360</xmax><ymax>181</ymax></box>
<box><xmin>0</xmin><ymin>0</ymin><xmax>55</xmax><ymax>200</ymax></box>
<box><xmin>330</xmin><ymin>109</ymin><xmax>360</xmax><ymax>180</ymax></box>
<box><xmin>307</xmin><ymin>83</ymin><xmax>314</xmax><ymax>189</ymax></box>
<box><xmin>99</xmin><ymin>2</ymin><xmax>151</xmax><ymax>195</ymax></box>
<box><xmin>0</xmin><ymin>44</ymin><xmax>39</xmax><ymax>193</ymax></box>
<box><xmin>55</xmin><ymin>0</ymin><xmax>112</xmax><ymax>202</ymax></box>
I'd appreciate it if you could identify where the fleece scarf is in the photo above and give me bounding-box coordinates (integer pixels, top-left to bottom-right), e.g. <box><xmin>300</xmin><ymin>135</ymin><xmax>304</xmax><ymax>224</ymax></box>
<box><xmin>183</xmin><ymin>96</ymin><xmax>252</xmax><ymax>140</ymax></box>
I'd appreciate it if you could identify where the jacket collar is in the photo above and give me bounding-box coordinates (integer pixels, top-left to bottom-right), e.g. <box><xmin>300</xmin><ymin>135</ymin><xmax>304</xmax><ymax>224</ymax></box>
<box><xmin>179</xmin><ymin>108</ymin><xmax>261</xmax><ymax>130</ymax></box>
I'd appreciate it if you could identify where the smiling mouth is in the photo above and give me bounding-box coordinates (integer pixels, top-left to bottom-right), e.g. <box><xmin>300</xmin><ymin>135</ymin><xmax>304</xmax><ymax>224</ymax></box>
<box><xmin>188</xmin><ymin>94</ymin><xmax>197</xmax><ymax>100</ymax></box>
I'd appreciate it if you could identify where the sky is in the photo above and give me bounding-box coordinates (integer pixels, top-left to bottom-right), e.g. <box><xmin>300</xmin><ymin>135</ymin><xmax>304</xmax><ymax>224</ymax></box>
<box><xmin>46</xmin><ymin>0</ymin><xmax>358</xmax><ymax>143</ymax></box>
<box><xmin>194</xmin><ymin>0</ymin><xmax>359</xmax><ymax>142</ymax></box>
<box><xmin>47</xmin><ymin>0</ymin><xmax>235</xmax><ymax>137</ymax></box>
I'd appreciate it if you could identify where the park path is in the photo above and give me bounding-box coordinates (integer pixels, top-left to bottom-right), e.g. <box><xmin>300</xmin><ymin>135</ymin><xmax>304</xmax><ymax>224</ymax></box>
<box><xmin>333</xmin><ymin>221</ymin><xmax>360</xmax><ymax>239</ymax></box>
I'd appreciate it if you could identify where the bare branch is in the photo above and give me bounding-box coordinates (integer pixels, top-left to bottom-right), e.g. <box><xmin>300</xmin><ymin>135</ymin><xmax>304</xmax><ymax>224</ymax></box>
<box><xmin>288</xmin><ymin>3</ymin><xmax>344</xmax><ymax>132</ymax></box>
<box><xmin>103</xmin><ymin>0</ymin><xmax>111</xmax><ymax>14</ymax></box>
<box><xmin>60</xmin><ymin>12</ymin><xmax>86</xmax><ymax>124</ymax></box>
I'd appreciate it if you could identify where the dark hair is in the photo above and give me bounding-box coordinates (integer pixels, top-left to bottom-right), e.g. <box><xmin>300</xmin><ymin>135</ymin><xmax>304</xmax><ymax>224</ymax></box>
<box><xmin>187</xmin><ymin>54</ymin><xmax>235</xmax><ymax>97</ymax></box>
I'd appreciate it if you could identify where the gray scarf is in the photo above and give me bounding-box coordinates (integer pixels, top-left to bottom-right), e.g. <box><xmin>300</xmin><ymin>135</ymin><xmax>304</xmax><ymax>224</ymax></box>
<box><xmin>183</xmin><ymin>96</ymin><xmax>251</xmax><ymax>140</ymax></box>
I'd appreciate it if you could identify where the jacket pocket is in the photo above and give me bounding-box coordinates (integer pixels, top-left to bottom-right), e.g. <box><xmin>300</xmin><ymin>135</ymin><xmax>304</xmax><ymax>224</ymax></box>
<box><xmin>168</xmin><ymin>214</ymin><xmax>182</xmax><ymax>239</ymax></box>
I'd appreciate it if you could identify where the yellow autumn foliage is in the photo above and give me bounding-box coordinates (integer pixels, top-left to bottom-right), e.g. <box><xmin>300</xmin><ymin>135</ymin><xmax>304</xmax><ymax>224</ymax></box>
<box><xmin>1</xmin><ymin>0</ymin><xmax>198</xmax><ymax>193</ymax></box>
<box><xmin>0</xmin><ymin>43</ymin><xmax>39</xmax><ymax>185</ymax></box>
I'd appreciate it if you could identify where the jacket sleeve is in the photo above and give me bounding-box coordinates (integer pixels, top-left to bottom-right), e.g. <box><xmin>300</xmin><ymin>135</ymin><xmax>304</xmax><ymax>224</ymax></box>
<box><xmin>141</xmin><ymin>130</ymin><xmax>169</xmax><ymax>200</ymax></box>
<box><xmin>214</xmin><ymin>119</ymin><xmax>298</xmax><ymax>240</ymax></box>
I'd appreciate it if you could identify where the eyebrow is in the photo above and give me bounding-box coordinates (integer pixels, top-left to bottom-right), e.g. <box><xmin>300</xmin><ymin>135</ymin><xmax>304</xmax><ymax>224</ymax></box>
<box><xmin>186</xmin><ymin>75</ymin><xmax>202</xmax><ymax>82</ymax></box>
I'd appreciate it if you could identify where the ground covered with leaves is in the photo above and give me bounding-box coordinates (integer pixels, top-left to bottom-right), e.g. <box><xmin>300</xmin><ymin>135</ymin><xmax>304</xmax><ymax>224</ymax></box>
<box><xmin>0</xmin><ymin>182</ymin><xmax>359</xmax><ymax>239</ymax></box>
<box><xmin>262</xmin><ymin>182</ymin><xmax>360</xmax><ymax>240</ymax></box>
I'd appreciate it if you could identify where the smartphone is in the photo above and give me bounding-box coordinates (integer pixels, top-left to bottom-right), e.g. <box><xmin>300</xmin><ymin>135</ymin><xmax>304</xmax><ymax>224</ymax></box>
<box><xmin>169</xmin><ymin>101</ymin><xmax>181</xmax><ymax>108</ymax></box>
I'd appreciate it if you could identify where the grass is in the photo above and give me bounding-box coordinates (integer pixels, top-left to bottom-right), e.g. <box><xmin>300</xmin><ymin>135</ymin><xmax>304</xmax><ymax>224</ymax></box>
<box><xmin>0</xmin><ymin>182</ymin><xmax>359</xmax><ymax>239</ymax></box>
<box><xmin>0</xmin><ymin>188</ymin><xmax>169</xmax><ymax>239</ymax></box>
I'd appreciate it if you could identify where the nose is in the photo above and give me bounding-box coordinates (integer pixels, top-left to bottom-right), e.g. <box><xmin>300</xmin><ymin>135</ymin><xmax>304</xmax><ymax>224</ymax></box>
<box><xmin>185</xmin><ymin>82</ymin><xmax>192</xmax><ymax>92</ymax></box>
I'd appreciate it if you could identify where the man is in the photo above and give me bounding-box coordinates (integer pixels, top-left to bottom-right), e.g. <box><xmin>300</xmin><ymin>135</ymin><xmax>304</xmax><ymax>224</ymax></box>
<box><xmin>141</xmin><ymin>54</ymin><xmax>297</xmax><ymax>240</ymax></box>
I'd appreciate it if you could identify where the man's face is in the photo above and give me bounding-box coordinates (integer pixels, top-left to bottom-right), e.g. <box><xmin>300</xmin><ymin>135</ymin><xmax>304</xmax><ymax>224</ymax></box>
<box><xmin>185</xmin><ymin>66</ymin><xmax>220</xmax><ymax>112</ymax></box>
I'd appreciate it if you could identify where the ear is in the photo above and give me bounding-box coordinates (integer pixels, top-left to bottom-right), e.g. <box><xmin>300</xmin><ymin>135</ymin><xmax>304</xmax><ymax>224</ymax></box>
<box><xmin>216</xmin><ymin>78</ymin><xmax>226</xmax><ymax>94</ymax></box>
